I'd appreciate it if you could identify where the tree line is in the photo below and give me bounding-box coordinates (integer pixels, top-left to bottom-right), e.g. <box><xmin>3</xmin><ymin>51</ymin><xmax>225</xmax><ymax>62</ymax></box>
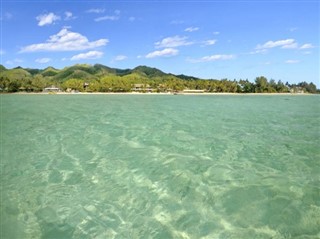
<box><xmin>0</xmin><ymin>72</ymin><xmax>318</xmax><ymax>94</ymax></box>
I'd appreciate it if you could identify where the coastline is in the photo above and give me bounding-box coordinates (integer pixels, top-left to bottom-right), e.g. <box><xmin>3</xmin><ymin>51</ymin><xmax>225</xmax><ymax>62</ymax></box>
<box><xmin>2</xmin><ymin>92</ymin><xmax>315</xmax><ymax>96</ymax></box>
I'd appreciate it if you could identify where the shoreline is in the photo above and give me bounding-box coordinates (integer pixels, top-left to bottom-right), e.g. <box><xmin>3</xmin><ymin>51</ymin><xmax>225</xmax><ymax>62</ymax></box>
<box><xmin>1</xmin><ymin>92</ymin><xmax>315</xmax><ymax>96</ymax></box>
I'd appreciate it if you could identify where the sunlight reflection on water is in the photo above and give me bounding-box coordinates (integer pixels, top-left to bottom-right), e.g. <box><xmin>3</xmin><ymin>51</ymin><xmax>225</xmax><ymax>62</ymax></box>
<box><xmin>1</xmin><ymin>95</ymin><xmax>320</xmax><ymax>238</ymax></box>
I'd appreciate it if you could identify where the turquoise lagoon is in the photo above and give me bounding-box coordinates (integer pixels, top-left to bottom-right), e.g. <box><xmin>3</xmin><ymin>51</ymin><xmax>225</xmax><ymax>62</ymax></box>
<box><xmin>1</xmin><ymin>94</ymin><xmax>319</xmax><ymax>239</ymax></box>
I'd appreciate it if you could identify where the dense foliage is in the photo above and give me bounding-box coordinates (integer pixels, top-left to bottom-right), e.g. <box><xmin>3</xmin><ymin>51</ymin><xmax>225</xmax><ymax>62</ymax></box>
<box><xmin>0</xmin><ymin>64</ymin><xmax>318</xmax><ymax>93</ymax></box>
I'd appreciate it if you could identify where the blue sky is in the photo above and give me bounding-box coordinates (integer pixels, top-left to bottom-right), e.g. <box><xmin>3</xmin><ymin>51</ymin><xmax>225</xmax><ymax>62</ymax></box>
<box><xmin>1</xmin><ymin>0</ymin><xmax>319</xmax><ymax>86</ymax></box>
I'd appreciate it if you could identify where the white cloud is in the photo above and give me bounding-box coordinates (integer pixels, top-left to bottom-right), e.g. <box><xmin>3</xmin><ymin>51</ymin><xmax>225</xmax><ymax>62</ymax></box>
<box><xmin>20</xmin><ymin>28</ymin><xmax>108</xmax><ymax>52</ymax></box>
<box><xmin>95</xmin><ymin>15</ymin><xmax>120</xmax><ymax>21</ymax></box>
<box><xmin>0</xmin><ymin>49</ymin><xmax>5</xmax><ymax>55</ymax></box>
<box><xmin>155</xmin><ymin>36</ymin><xmax>193</xmax><ymax>48</ymax></box>
<box><xmin>256</xmin><ymin>39</ymin><xmax>315</xmax><ymax>52</ymax></box>
<box><xmin>200</xmin><ymin>54</ymin><xmax>235</xmax><ymax>62</ymax></box>
<box><xmin>35</xmin><ymin>58</ymin><xmax>51</xmax><ymax>63</ymax></box>
<box><xmin>113</xmin><ymin>55</ymin><xmax>128</xmax><ymax>61</ymax></box>
<box><xmin>5</xmin><ymin>58</ymin><xmax>23</xmax><ymax>65</ymax></box>
<box><xmin>146</xmin><ymin>48</ymin><xmax>179</xmax><ymax>58</ymax></box>
<box><xmin>289</xmin><ymin>27</ymin><xmax>298</xmax><ymax>32</ymax></box>
<box><xmin>249</xmin><ymin>49</ymin><xmax>268</xmax><ymax>55</ymax></box>
<box><xmin>189</xmin><ymin>54</ymin><xmax>235</xmax><ymax>63</ymax></box>
<box><xmin>95</xmin><ymin>10</ymin><xmax>120</xmax><ymax>21</ymax></box>
<box><xmin>0</xmin><ymin>12</ymin><xmax>13</xmax><ymax>21</ymax></box>
<box><xmin>129</xmin><ymin>17</ymin><xmax>136</xmax><ymax>22</ymax></box>
<box><xmin>86</xmin><ymin>8</ymin><xmax>105</xmax><ymax>14</ymax></box>
<box><xmin>185</xmin><ymin>27</ymin><xmax>199</xmax><ymax>32</ymax></box>
<box><xmin>282</xmin><ymin>43</ymin><xmax>298</xmax><ymax>49</ymax></box>
<box><xmin>203</xmin><ymin>39</ymin><xmax>217</xmax><ymax>46</ymax></box>
<box><xmin>300</xmin><ymin>43</ymin><xmax>314</xmax><ymax>49</ymax></box>
<box><xmin>64</xmin><ymin>11</ymin><xmax>76</xmax><ymax>21</ymax></box>
<box><xmin>36</xmin><ymin>13</ymin><xmax>60</xmax><ymax>26</ymax></box>
<box><xmin>256</xmin><ymin>39</ymin><xmax>297</xmax><ymax>49</ymax></box>
<box><xmin>71</xmin><ymin>51</ymin><xmax>104</xmax><ymax>61</ymax></box>
<box><xmin>213</xmin><ymin>31</ymin><xmax>220</xmax><ymax>35</ymax></box>
<box><xmin>285</xmin><ymin>60</ymin><xmax>300</xmax><ymax>64</ymax></box>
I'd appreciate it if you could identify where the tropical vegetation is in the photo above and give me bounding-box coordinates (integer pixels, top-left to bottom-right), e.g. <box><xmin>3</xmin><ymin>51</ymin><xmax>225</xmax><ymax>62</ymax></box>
<box><xmin>0</xmin><ymin>64</ymin><xmax>318</xmax><ymax>93</ymax></box>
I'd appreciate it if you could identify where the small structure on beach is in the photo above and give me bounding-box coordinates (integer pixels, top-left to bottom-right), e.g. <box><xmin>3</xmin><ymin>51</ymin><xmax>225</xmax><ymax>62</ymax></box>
<box><xmin>182</xmin><ymin>89</ymin><xmax>205</xmax><ymax>93</ymax></box>
<box><xmin>83</xmin><ymin>82</ymin><xmax>90</xmax><ymax>91</ymax></box>
<box><xmin>132</xmin><ymin>84</ymin><xmax>153</xmax><ymax>92</ymax></box>
<box><xmin>43</xmin><ymin>86</ymin><xmax>61</xmax><ymax>93</ymax></box>
<box><xmin>290</xmin><ymin>87</ymin><xmax>304</xmax><ymax>94</ymax></box>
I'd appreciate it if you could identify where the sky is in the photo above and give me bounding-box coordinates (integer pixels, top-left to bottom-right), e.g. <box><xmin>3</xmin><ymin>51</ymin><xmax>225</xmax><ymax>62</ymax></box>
<box><xmin>1</xmin><ymin>0</ymin><xmax>319</xmax><ymax>86</ymax></box>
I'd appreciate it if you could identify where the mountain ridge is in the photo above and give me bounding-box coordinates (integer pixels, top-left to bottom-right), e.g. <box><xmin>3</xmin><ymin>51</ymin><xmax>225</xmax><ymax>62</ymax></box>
<box><xmin>0</xmin><ymin>63</ymin><xmax>201</xmax><ymax>81</ymax></box>
<box><xmin>0</xmin><ymin>64</ymin><xmax>318</xmax><ymax>93</ymax></box>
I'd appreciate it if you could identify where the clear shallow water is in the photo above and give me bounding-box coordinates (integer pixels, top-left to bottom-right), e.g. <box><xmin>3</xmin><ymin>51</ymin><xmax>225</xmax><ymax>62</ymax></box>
<box><xmin>1</xmin><ymin>94</ymin><xmax>319</xmax><ymax>239</ymax></box>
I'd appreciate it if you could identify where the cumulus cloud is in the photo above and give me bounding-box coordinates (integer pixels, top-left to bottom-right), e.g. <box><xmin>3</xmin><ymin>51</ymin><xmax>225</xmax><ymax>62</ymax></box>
<box><xmin>113</xmin><ymin>55</ymin><xmax>128</xmax><ymax>61</ymax></box>
<box><xmin>95</xmin><ymin>15</ymin><xmax>119</xmax><ymax>21</ymax></box>
<box><xmin>64</xmin><ymin>11</ymin><xmax>76</xmax><ymax>21</ymax></box>
<box><xmin>0</xmin><ymin>12</ymin><xmax>13</xmax><ymax>21</ymax></box>
<box><xmin>71</xmin><ymin>51</ymin><xmax>104</xmax><ymax>60</ymax></box>
<box><xmin>36</xmin><ymin>13</ymin><xmax>60</xmax><ymax>26</ymax></box>
<box><xmin>256</xmin><ymin>39</ymin><xmax>297</xmax><ymax>49</ymax></box>
<box><xmin>185</xmin><ymin>27</ymin><xmax>199</xmax><ymax>32</ymax></box>
<box><xmin>20</xmin><ymin>28</ymin><xmax>108</xmax><ymax>52</ymax></box>
<box><xmin>249</xmin><ymin>49</ymin><xmax>268</xmax><ymax>55</ymax></box>
<box><xmin>95</xmin><ymin>10</ymin><xmax>120</xmax><ymax>22</ymax></box>
<box><xmin>289</xmin><ymin>27</ymin><xmax>298</xmax><ymax>32</ymax></box>
<box><xmin>300</xmin><ymin>43</ymin><xmax>314</xmax><ymax>49</ymax></box>
<box><xmin>35</xmin><ymin>58</ymin><xmax>51</xmax><ymax>63</ymax></box>
<box><xmin>5</xmin><ymin>58</ymin><xmax>23</xmax><ymax>65</ymax></box>
<box><xmin>86</xmin><ymin>8</ymin><xmax>105</xmax><ymax>14</ymax></box>
<box><xmin>255</xmin><ymin>39</ymin><xmax>315</xmax><ymax>52</ymax></box>
<box><xmin>282</xmin><ymin>42</ymin><xmax>298</xmax><ymax>49</ymax></box>
<box><xmin>189</xmin><ymin>54</ymin><xmax>235</xmax><ymax>63</ymax></box>
<box><xmin>155</xmin><ymin>36</ymin><xmax>193</xmax><ymax>48</ymax></box>
<box><xmin>285</xmin><ymin>60</ymin><xmax>300</xmax><ymax>64</ymax></box>
<box><xmin>145</xmin><ymin>48</ymin><xmax>179</xmax><ymax>58</ymax></box>
<box><xmin>203</xmin><ymin>39</ymin><xmax>217</xmax><ymax>46</ymax></box>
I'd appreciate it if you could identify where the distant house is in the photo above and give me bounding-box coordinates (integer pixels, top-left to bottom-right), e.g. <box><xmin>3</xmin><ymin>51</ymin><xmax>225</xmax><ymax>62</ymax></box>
<box><xmin>183</xmin><ymin>89</ymin><xmax>205</xmax><ymax>93</ymax></box>
<box><xmin>290</xmin><ymin>87</ymin><xmax>304</xmax><ymax>94</ymax></box>
<box><xmin>83</xmin><ymin>82</ymin><xmax>90</xmax><ymax>91</ymax></box>
<box><xmin>43</xmin><ymin>86</ymin><xmax>61</xmax><ymax>93</ymax></box>
<box><xmin>18</xmin><ymin>87</ymin><xmax>26</xmax><ymax>92</ymax></box>
<box><xmin>132</xmin><ymin>84</ymin><xmax>153</xmax><ymax>92</ymax></box>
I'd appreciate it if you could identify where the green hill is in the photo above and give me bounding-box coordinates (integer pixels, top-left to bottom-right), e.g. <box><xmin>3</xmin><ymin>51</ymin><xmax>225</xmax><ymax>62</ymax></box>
<box><xmin>176</xmin><ymin>74</ymin><xmax>201</xmax><ymax>81</ymax></box>
<box><xmin>24</xmin><ymin>68</ymin><xmax>42</xmax><ymax>75</ymax></box>
<box><xmin>1</xmin><ymin>68</ymin><xmax>31</xmax><ymax>80</ymax></box>
<box><xmin>0</xmin><ymin>64</ymin><xmax>7</xmax><ymax>72</ymax></box>
<box><xmin>0</xmin><ymin>63</ymin><xmax>317</xmax><ymax>93</ymax></box>
<box><xmin>41</xmin><ymin>67</ymin><xmax>60</xmax><ymax>77</ymax></box>
<box><xmin>133</xmin><ymin>65</ymin><xmax>166</xmax><ymax>77</ymax></box>
<box><xmin>53</xmin><ymin>64</ymin><xmax>97</xmax><ymax>81</ymax></box>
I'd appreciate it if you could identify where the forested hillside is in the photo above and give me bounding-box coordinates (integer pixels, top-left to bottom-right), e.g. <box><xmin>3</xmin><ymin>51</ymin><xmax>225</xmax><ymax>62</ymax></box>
<box><xmin>0</xmin><ymin>64</ymin><xmax>318</xmax><ymax>93</ymax></box>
